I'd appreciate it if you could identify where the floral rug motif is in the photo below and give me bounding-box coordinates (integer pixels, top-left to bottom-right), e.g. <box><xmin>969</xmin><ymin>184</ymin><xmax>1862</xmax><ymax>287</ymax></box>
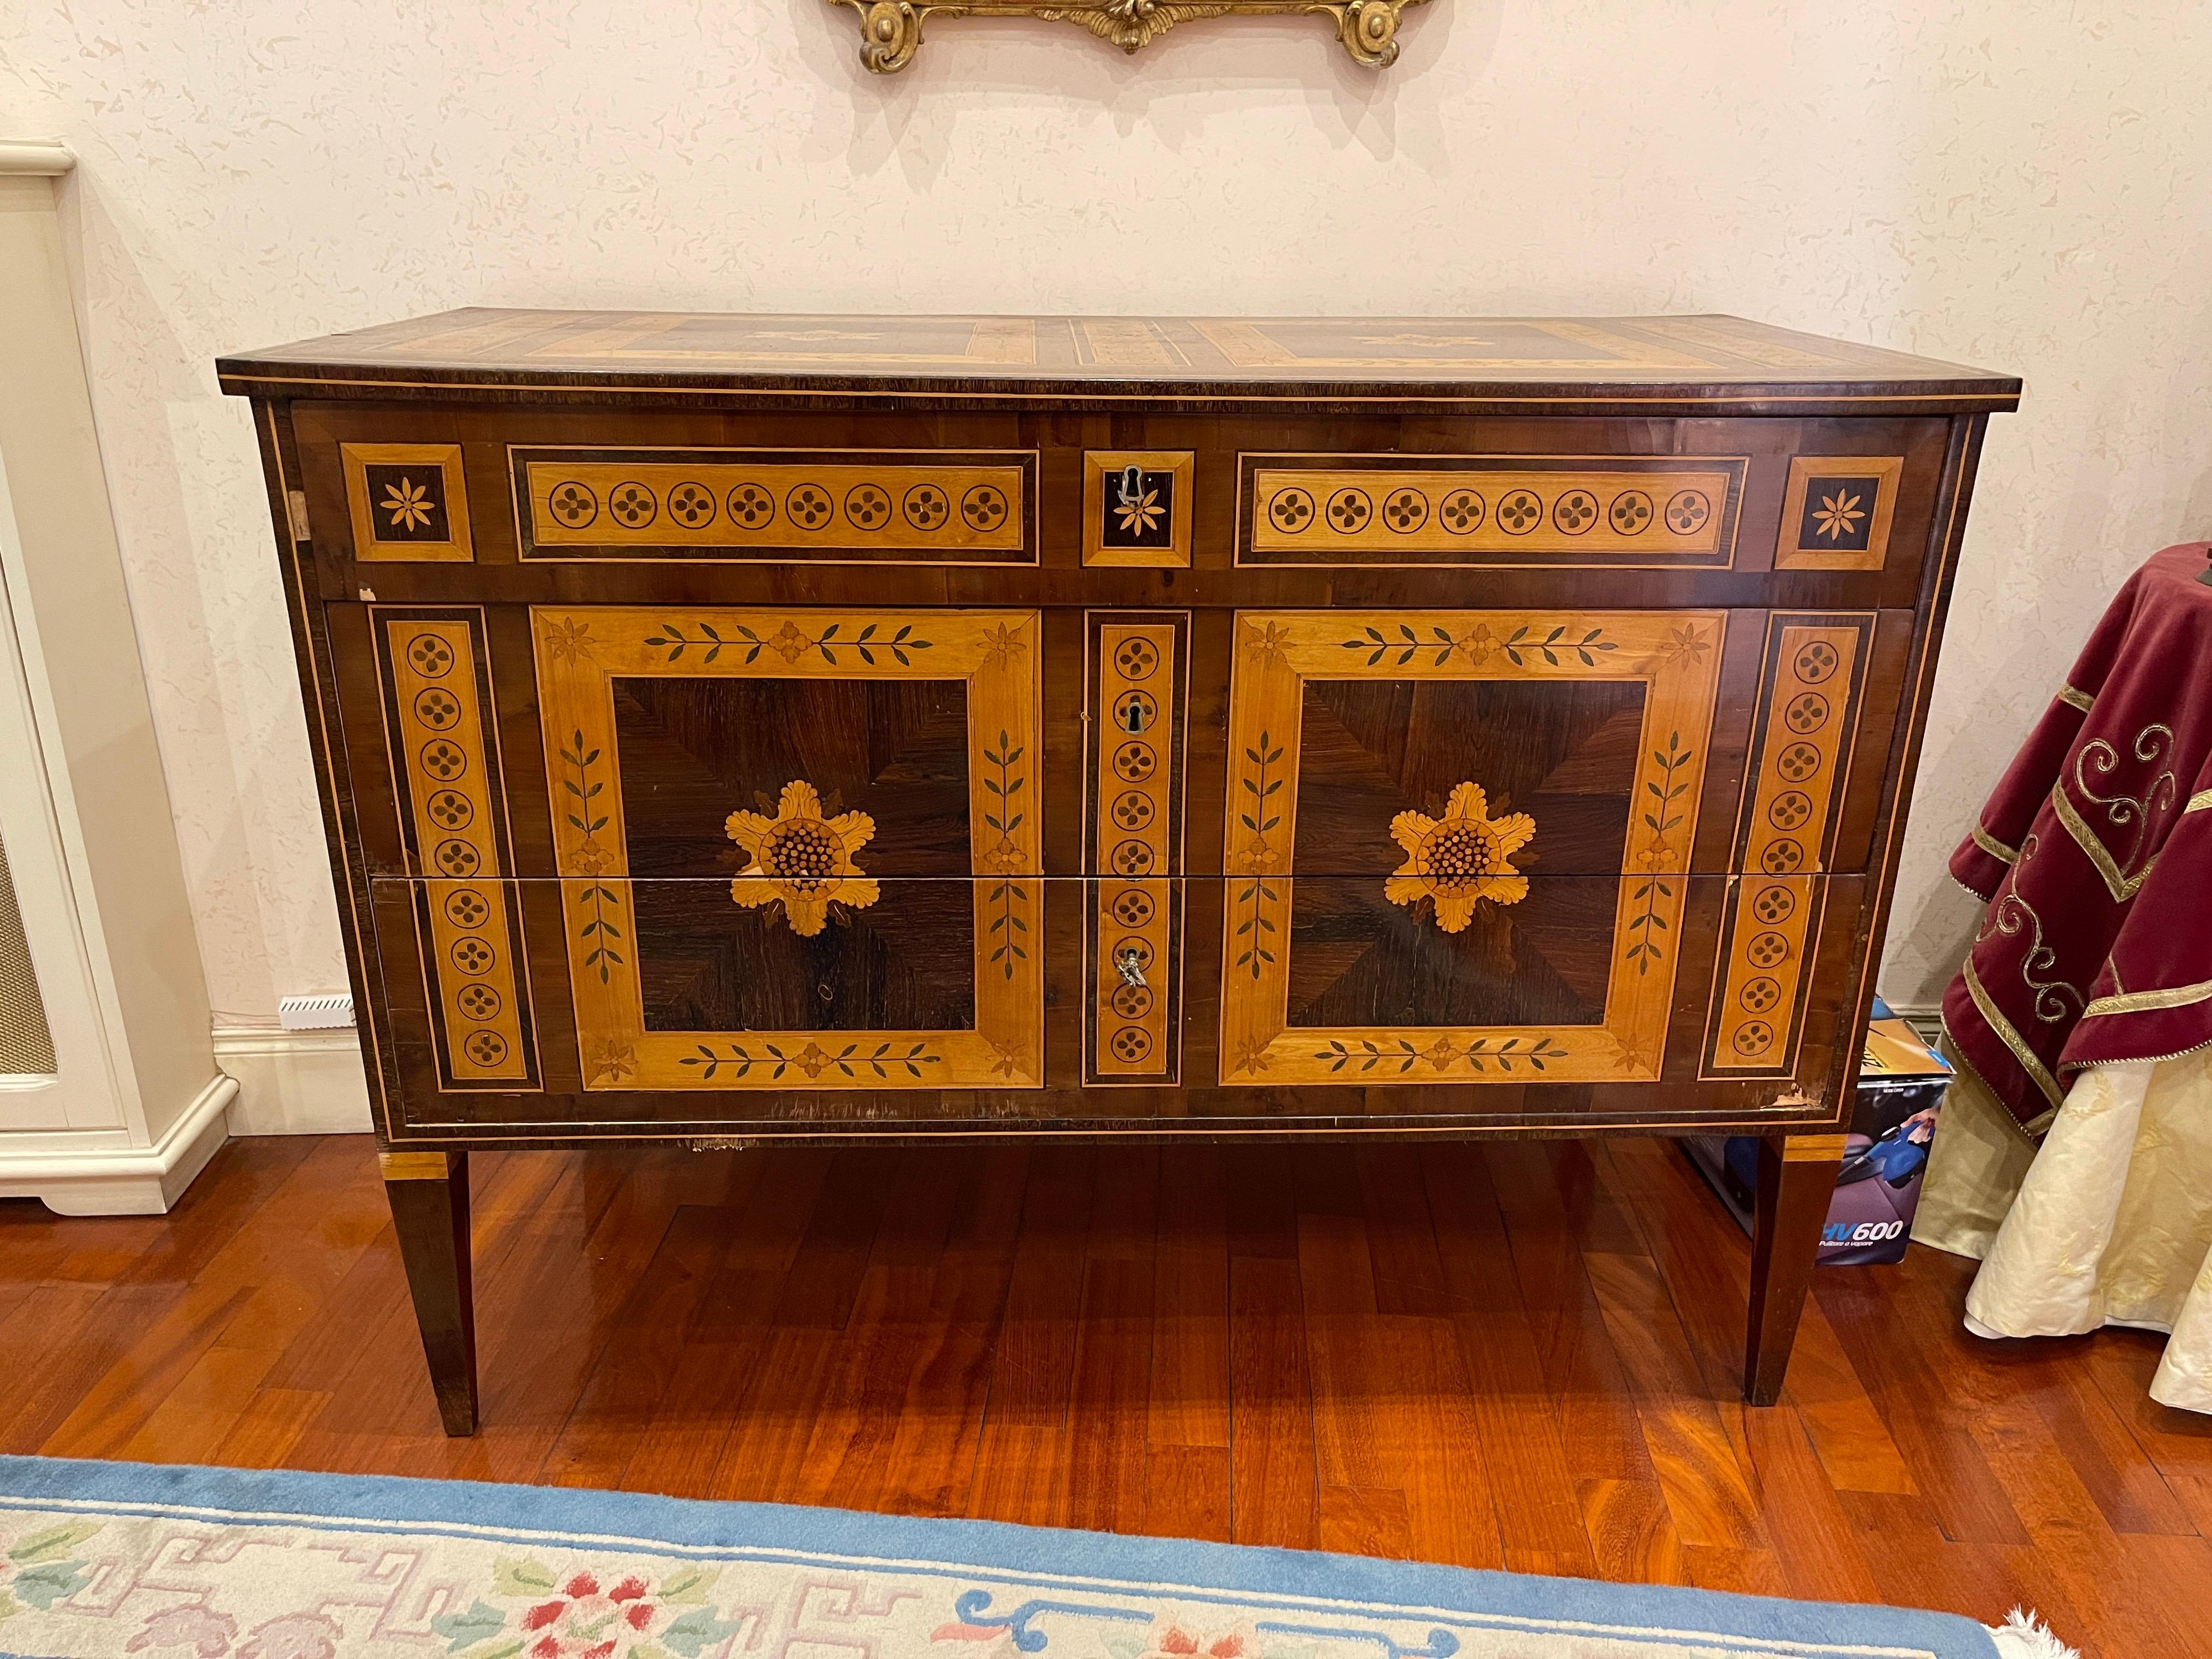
<box><xmin>0</xmin><ymin>1455</ymin><xmax>2031</xmax><ymax>1659</ymax></box>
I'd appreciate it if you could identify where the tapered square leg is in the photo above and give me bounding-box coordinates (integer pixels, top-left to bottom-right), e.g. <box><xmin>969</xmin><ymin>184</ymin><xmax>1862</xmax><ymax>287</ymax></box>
<box><xmin>1743</xmin><ymin>1132</ymin><xmax>1845</xmax><ymax>1405</ymax></box>
<box><xmin>380</xmin><ymin>1150</ymin><xmax>478</xmax><ymax>1436</ymax></box>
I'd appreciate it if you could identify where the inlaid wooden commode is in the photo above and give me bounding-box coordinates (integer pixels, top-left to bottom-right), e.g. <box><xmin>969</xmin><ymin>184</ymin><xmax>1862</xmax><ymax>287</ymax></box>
<box><xmin>218</xmin><ymin>312</ymin><xmax>2018</xmax><ymax>1434</ymax></box>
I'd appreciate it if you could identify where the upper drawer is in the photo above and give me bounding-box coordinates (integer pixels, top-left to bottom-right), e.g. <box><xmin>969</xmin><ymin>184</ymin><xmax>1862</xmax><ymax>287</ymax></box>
<box><xmin>289</xmin><ymin>403</ymin><xmax>1961</xmax><ymax>613</ymax></box>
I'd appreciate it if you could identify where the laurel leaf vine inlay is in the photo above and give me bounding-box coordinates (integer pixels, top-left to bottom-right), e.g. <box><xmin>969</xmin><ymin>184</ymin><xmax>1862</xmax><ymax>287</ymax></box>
<box><xmin>979</xmin><ymin>728</ymin><xmax>1031</xmax><ymax>978</ymax></box>
<box><xmin>1337</xmin><ymin>622</ymin><xmax>1617</xmax><ymax>670</ymax></box>
<box><xmin>644</xmin><ymin>619</ymin><xmax>934</xmax><ymax>669</ymax></box>
<box><xmin>559</xmin><ymin>728</ymin><xmax>627</xmax><ymax>984</ymax></box>
<box><xmin>1312</xmin><ymin>1035</ymin><xmax>1569</xmax><ymax>1075</ymax></box>
<box><xmin>1624</xmin><ymin>731</ymin><xmax>1695</xmax><ymax>975</ymax></box>
<box><xmin>677</xmin><ymin>1040</ymin><xmax>942</xmax><ymax>1082</ymax></box>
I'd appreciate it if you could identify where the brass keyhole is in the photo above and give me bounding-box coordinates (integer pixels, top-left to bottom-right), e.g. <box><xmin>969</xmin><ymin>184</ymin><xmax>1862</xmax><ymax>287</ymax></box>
<box><xmin>1120</xmin><ymin>463</ymin><xmax>1144</xmax><ymax>504</ymax></box>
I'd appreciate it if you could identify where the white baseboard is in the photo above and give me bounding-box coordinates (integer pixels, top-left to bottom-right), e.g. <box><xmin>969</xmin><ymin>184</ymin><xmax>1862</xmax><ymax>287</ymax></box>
<box><xmin>0</xmin><ymin>1071</ymin><xmax>236</xmax><ymax>1214</ymax></box>
<box><xmin>213</xmin><ymin>1025</ymin><xmax>373</xmax><ymax>1135</ymax></box>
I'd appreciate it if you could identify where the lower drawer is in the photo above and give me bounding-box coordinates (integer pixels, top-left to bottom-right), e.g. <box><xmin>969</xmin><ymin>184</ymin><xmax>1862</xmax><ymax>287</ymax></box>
<box><xmin>360</xmin><ymin>872</ymin><xmax>1868</xmax><ymax>1138</ymax></box>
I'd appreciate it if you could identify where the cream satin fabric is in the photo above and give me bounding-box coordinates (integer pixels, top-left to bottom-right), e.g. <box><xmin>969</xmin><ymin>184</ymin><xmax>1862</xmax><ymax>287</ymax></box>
<box><xmin>1914</xmin><ymin>1044</ymin><xmax>2212</xmax><ymax>1413</ymax></box>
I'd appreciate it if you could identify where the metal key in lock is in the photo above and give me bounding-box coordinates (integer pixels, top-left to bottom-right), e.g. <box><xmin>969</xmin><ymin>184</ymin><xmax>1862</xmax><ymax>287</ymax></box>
<box><xmin>1115</xmin><ymin>947</ymin><xmax>1147</xmax><ymax>989</ymax></box>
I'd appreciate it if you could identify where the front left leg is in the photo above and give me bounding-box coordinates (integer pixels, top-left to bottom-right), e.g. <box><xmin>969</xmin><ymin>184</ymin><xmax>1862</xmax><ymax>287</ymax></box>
<box><xmin>380</xmin><ymin>1150</ymin><xmax>478</xmax><ymax>1436</ymax></box>
<box><xmin>1742</xmin><ymin>1132</ymin><xmax>1845</xmax><ymax>1405</ymax></box>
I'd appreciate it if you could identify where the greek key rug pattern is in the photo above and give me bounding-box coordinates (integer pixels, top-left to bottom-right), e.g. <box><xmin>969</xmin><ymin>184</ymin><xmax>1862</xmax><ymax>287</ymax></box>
<box><xmin>0</xmin><ymin>1457</ymin><xmax>2008</xmax><ymax>1659</ymax></box>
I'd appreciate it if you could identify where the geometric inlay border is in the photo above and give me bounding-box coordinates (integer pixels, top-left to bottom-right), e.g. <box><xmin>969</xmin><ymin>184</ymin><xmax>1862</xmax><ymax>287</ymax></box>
<box><xmin>1237</xmin><ymin>454</ymin><xmax>1747</xmax><ymax>568</ymax></box>
<box><xmin>510</xmin><ymin>447</ymin><xmax>1036</xmax><ymax>565</ymax></box>
<box><xmin>1701</xmin><ymin>612</ymin><xmax>1875</xmax><ymax>1077</ymax></box>
<box><xmin>1084</xmin><ymin>611</ymin><xmax>1188</xmax><ymax>1086</ymax></box>
<box><xmin>373</xmin><ymin>608</ymin><xmax>538</xmax><ymax>1088</ymax></box>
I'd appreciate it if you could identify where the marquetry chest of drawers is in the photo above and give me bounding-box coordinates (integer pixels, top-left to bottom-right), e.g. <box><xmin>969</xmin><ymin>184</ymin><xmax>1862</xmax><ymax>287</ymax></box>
<box><xmin>220</xmin><ymin>311</ymin><xmax>2016</xmax><ymax>1433</ymax></box>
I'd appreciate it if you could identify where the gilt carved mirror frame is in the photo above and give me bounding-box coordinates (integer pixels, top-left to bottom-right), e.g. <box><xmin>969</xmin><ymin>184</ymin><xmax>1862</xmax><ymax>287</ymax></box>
<box><xmin>828</xmin><ymin>0</ymin><xmax>1432</xmax><ymax>73</ymax></box>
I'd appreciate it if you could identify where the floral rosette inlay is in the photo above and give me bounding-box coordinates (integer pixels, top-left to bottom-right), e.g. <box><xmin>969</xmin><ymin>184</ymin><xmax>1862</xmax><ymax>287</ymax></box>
<box><xmin>726</xmin><ymin>780</ymin><xmax>879</xmax><ymax>937</ymax></box>
<box><xmin>1385</xmin><ymin>781</ymin><xmax>1535</xmax><ymax>932</ymax></box>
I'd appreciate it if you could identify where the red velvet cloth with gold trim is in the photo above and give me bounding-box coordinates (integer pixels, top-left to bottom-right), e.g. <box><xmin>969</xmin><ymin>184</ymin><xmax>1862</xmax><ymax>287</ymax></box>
<box><xmin>1943</xmin><ymin>542</ymin><xmax>2212</xmax><ymax>1136</ymax></box>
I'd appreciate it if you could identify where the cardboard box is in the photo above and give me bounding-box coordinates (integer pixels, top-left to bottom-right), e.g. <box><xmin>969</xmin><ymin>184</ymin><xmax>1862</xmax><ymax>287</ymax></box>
<box><xmin>1681</xmin><ymin>998</ymin><xmax>1953</xmax><ymax>1265</ymax></box>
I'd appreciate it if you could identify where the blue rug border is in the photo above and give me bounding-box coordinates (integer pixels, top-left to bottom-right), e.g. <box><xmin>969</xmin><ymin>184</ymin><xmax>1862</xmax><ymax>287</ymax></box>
<box><xmin>0</xmin><ymin>1454</ymin><xmax>1995</xmax><ymax>1657</ymax></box>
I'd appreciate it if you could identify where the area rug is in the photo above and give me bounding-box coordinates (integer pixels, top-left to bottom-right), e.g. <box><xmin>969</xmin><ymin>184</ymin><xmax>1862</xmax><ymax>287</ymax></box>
<box><xmin>0</xmin><ymin>1455</ymin><xmax>2068</xmax><ymax>1659</ymax></box>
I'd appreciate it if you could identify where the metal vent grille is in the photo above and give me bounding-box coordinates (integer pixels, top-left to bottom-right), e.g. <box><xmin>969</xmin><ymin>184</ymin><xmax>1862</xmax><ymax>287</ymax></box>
<box><xmin>0</xmin><ymin>824</ymin><xmax>56</xmax><ymax>1075</ymax></box>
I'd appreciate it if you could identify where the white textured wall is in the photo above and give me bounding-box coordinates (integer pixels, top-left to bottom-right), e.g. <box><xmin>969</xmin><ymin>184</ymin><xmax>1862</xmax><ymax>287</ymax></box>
<box><xmin>3</xmin><ymin>2</ymin><xmax>2208</xmax><ymax>1023</ymax></box>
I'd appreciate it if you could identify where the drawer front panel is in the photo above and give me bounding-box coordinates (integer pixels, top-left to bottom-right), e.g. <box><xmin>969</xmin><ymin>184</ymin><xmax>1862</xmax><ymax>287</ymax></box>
<box><xmin>360</xmin><ymin>873</ymin><xmax>1866</xmax><ymax>1132</ymax></box>
<box><xmin>1242</xmin><ymin>456</ymin><xmax>1746</xmax><ymax>567</ymax></box>
<box><xmin>294</xmin><ymin>404</ymin><xmax>1955</xmax><ymax>612</ymax></box>
<box><xmin>513</xmin><ymin>448</ymin><xmax>1035</xmax><ymax>563</ymax></box>
<box><xmin>529</xmin><ymin>604</ymin><xmax>1042</xmax><ymax>880</ymax></box>
<box><xmin>551</xmin><ymin>877</ymin><xmax>1042</xmax><ymax>1093</ymax></box>
<box><xmin>337</xmin><ymin>599</ymin><xmax>1901</xmax><ymax>1121</ymax></box>
<box><xmin>1214</xmin><ymin>870</ymin><xmax>1846</xmax><ymax>1089</ymax></box>
<box><xmin>1224</xmin><ymin>607</ymin><xmax>1731</xmax><ymax>875</ymax></box>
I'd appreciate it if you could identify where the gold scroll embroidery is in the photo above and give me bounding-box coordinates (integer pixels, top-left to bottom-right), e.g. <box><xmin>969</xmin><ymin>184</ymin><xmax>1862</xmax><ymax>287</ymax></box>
<box><xmin>1970</xmin><ymin>823</ymin><xmax>2020</xmax><ymax>865</ymax></box>
<box><xmin>1961</xmin><ymin>957</ymin><xmax>2067</xmax><ymax>1109</ymax></box>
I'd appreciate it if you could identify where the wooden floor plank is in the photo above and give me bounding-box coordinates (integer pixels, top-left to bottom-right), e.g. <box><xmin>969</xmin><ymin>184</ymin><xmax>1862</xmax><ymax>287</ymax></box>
<box><xmin>1423</xmin><ymin>1146</ymin><xmax>1597</xmax><ymax>1578</ymax></box>
<box><xmin>1812</xmin><ymin>1265</ymin><xmax>2037</xmax><ymax>1547</ymax></box>
<box><xmin>1066</xmin><ymin>1253</ymin><xmax>1155</xmax><ymax>1535</ymax></box>
<box><xmin>963</xmin><ymin>1148</ymin><xmax>1093</xmax><ymax>1528</ymax></box>
<box><xmin>1485</xmin><ymin>1144</ymin><xmax>1656</xmax><ymax>1486</ymax></box>
<box><xmin>211</xmin><ymin>1386</ymin><xmax>331</xmax><ymax>1469</ymax></box>
<box><xmin>1145</xmin><ymin>1441</ymin><xmax>1232</xmax><ymax>1543</ymax></box>
<box><xmin>1737</xmin><ymin>1402</ymin><xmax>1882</xmax><ymax>1604</ymax></box>
<box><xmin>1583</xmin><ymin>1250</ymin><xmax>1769</xmax><ymax>1553</ymax></box>
<box><xmin>1577</xmin><ymin>1478</ymin><xmax>1687</xmax><ymax>1586</ymax></box>
<box><xmin>1228</xmin><ymin>1254</ymin><xmax>1317</xmax><ymax>1550</ymax></box>
<box><xmin>1838</xmin><ymin>1490</ymin><xmax>2081</xmax><ymax>1635</ymax></box>
<box><xmin>10</xmin><ymin>1128</ymin><xmax>2202</xmax><ymax>1659</ymax></box>
<box><xmin>0</xmin><ymin>1284</ymin><xmax>165</xmax><ymax>1453</ymax></box>
<box><xmin>537</xmin><ymin>1204</ymin><xmax>731</xmax><ymax>1489</ymax></box>
<box><xmin>618</xmin><ymin>1150</ymin><xmax>834</xmax><ymax>1499</ymax></box>
<box><xmin>1968</xmin><ymin>1387</ymin><xmax>2211</xmax><ymax>1658</ymax></box>
<box><xmin>1150</xmin><ymin>1148</ymin><xmax>1230</xmax><ymax>1455</ymax></box>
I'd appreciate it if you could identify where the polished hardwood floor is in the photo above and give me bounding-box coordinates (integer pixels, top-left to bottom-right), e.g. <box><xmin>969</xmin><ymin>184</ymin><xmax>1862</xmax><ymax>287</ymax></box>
<box><xmin>4</xmin><ymin>1133</ymin><xmax>2208</xmax><ymax>1657</ymax></box>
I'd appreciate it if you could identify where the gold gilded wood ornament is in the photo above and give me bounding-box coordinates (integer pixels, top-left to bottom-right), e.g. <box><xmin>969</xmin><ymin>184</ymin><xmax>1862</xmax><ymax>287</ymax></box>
<box><xmin>830</xmin><ymin>0</ymin><xmax>1430</xmax><ymax>72</ymax></box>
